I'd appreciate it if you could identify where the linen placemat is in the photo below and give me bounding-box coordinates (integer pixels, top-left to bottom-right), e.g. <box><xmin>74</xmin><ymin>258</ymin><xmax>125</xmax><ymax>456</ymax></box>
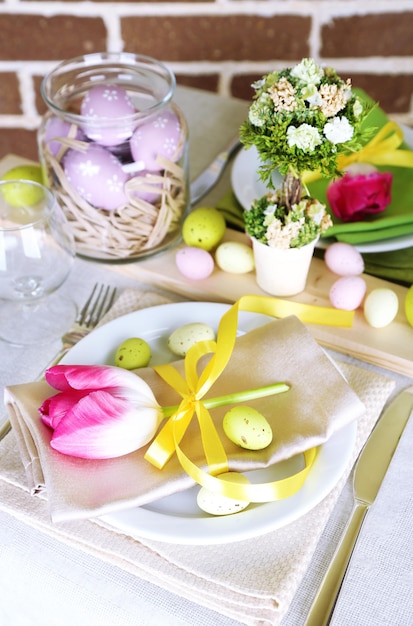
<box><xmin>0</xmin><ymin>289</ymin><xmax>396</xmax><ymax>626</ymax></box>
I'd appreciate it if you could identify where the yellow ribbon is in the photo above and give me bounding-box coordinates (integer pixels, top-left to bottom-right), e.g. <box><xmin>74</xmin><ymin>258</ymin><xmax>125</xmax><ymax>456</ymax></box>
<box><xmin>144</xmin><ymin>294</ymin><xmax>353</xmax><ymax>502</ymax></box>
<box><xmin>303</xmin><ymin>121</ymin><xmax>413</xmax><ymax>184</ymax></box>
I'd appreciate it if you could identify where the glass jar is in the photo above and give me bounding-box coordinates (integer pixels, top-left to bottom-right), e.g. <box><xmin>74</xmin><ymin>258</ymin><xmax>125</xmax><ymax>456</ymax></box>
<box><xmin>38</xmin><ymin>52</ymin><xmax>189</xmax><ymax>261</ymax></box>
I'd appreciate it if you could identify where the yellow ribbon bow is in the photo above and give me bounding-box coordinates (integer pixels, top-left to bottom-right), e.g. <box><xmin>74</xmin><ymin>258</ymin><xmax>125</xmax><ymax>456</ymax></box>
<box><xmin>144</xmin><ymin>295</ymin><xmax>353</xmax><ymax>503</ymax></box>
<box><xmin>303</xmin><ymin>121</ymin><xmax>413</xmax><ymax>184</ymax></box>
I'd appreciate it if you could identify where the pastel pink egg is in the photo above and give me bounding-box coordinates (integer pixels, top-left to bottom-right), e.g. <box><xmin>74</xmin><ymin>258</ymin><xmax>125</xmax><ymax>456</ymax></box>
<box><xmin>130</xmin><ymin>109</ymin><xmax>182</xmax><ymax>172</ymax></box>
<box><xmin>80</xmin><ymin>85</ymin><xmax>137</xmax><ymax>147</ymax></box>
<box><xmin>329</xmin><ymin>276</ymin><xmax>367</xmax><ymax>310</ymax></box>
<box><xmin>325</xmin><ymin>242</ymin><xmax>364</xmax><ymax>276</ymax></box>
<box><xmin>63</xmin><ymin>144</ymin><xmax>128</xmax><ymax>211</ymax></box>
<box><xmin>176</xmin><ymin>247</ymin><xmax>214</xmax><ymax>280</ymax></box>
<box><xmin>44</xmin><ymin>116</ymin><xmax>85</xmax><ymax>157</ymax></box>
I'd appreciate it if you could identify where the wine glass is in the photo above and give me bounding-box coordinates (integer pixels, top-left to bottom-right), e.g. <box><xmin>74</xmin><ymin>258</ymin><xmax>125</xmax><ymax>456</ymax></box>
<box><xmin>0</xmin><ymin>179</ymin><xmax>76</xmax><ymax>345</ymax></box>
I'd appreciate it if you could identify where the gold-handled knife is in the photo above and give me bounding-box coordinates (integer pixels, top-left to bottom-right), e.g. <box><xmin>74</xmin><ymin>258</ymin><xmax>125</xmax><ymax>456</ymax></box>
<box><xmin>306</xmin><ymin>386</ymin><xmax>413</xmax><ymax>626</ymax></box>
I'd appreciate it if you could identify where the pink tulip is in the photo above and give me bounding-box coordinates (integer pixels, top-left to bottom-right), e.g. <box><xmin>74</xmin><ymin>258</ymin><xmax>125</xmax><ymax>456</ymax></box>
<box><xmin>327</xmin><ymin>167</ymin><xmax>393</xmax><ymax>223</ymax></box>
<box><xmin>39</xmin><ymin>365</ymin><xmax>163</xmax><ymax>459</ymax></box>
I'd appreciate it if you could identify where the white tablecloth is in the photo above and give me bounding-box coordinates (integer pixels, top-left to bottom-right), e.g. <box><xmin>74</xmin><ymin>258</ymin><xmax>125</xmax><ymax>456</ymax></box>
<box><xmin>1</xmin><ymin>86</ymin><xmax>413</xmax><ymax>626</ymax></box>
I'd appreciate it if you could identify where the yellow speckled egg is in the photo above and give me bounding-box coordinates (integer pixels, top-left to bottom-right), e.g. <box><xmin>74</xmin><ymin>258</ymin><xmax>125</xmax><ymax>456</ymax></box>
<box><xmin>223</xmin><ymin>406</ymin><xmax>273</xmax><ymax>450</ymax></box>
<box><xmin>114</xmin><ymin>337</ymin><xmax>151</xmax><ymax>369</ymax></box>
<box><xmin>197</xmin><ymin>472</ymin><xmax>250</xmax><ymax>516</ymax></box>
<box><xmin>182</xmin><ymin>207</ymin><xmax>226</xmax><ymax>251</ymax></box>
<box><xmin>364</xmin><ymin>288</ymin><xmax>399</xmax><ymax>328</ymax></box>
<box><xmin>215</xmin><ymin>241</ymin><xmax>255</xmax><ymax>274</ymax></box>
<box><xmin>167</xmin><ymin>322</ymin><xmax>216</xmax><ymax>357</ymax></box>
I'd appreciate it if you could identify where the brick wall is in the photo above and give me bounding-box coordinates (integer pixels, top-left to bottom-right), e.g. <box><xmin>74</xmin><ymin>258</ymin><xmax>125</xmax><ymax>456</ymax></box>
<box><xmin>0</xmin><ymin>0</ymin><xmax>412</xmax><ymax>160</ymax></box>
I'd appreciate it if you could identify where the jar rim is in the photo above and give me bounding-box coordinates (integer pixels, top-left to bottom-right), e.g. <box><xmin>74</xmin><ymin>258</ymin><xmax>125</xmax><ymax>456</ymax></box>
<box><xmin>40</xmin><ymin>52</ymin><xmax>176</xmax><ymax>124</ymax></box>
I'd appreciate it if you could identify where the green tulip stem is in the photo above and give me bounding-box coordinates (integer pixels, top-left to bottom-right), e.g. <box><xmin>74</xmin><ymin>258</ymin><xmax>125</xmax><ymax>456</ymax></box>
<box><xmin>161</xmin><ymin>382</ymin><xmax>290</xmax><ymax>418</ymax></box>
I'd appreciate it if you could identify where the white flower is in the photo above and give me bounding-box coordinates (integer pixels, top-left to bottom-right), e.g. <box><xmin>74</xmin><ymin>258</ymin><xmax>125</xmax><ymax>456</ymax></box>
<box><xmin>353</xmin><ymin>99</ymin><xmax>363</xmax><ymax>118</ymax></box>
<box><xmin>287</xmin><ymin>124</ymin><xmax>322</xmax><ymax>152</ymax></box>
<box><xmin>249</xmin><ymin>94</ymin><xmax>273</xmax><ymax>127</ymax></box>
<box><xmin>323</xmin><ymin>116</ymin><xmax>354</xmax><ymax>144</ymax></box>
<box><xmin>290</xmin><ymin>58</ymin><xmax>324</xmax><ymax>86</ymax></box>
<box><xmin>301</xmin><ymin>83</ymin><xmax>323</xmax><ymax>106</ymax></box>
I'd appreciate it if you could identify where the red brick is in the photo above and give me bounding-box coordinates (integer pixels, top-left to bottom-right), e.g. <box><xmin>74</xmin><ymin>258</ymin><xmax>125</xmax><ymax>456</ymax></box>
<box><xmin>0</xmin><ymin>73</ymin><xmax>21</xmax><ymax>114</ymax></box>
<box><xmin>348</xmin><ymin>74</ymin><xmax>413</xmax><ymax>114</ymax></box>
<box><xmin>231</xmin><ymin>73</ymin><xmax>266</xmax><ymax>101</ymax></box>
<box><xmin>121</xmin><ymin>15</ymin><xmax>311</xmax><ymax>62</ymax></box>
<box><xmin>0</xmin><ymin>15</ymin><xmax>107</xmax><ymax>61</ymax></box>
<box><xmin>0</xmin><ymin>129</ymin><xmax>38</xmax><ymax>161</ymax></box>
<box><xmin>321</xmin><ymin>13</ymin><xmax>413</xmax><ymax>57</ymax></box>
<box><xmin>176</xmin><ymin>74</ymin><xmax>219</xmax><ymax>94</ymax></box>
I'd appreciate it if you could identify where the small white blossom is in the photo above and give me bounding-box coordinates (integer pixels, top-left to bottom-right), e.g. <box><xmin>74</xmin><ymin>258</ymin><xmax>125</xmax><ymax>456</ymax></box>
<box><xmin>249</xmin><ymin>94</ymin><xmax>273</xmax><ymax>127</ymax></box>
<box><xmin>287</xmin><ymin>124</ymin><xmax>322</xmax><ymax>152</ymax></box>
<box><xmin>323</xmin><ymin>116</ymin><xmax>354</xmax><ymax>144</ymax></box>
<box><xmin>301</xmin><ymin>83</ymin><xmax>323</xmax><ymax>106</ymax></box>
<box><xmin>290</xmin><ymin>58</ymin><xmax>324</xmax><ymax>86</ymax></box>
<box><xmin>353</xmin><ymin>99</ymin><xmax>363</xmax><ymax>118</ymax></box>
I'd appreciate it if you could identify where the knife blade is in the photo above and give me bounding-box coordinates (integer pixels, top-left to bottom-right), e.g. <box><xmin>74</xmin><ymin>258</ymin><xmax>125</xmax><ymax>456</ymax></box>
<box><xmin>305</xmin><ymin>386</ymin><xmax>413</xmax><ymax>626</ymax></box>
<box><xmin>190</xmin><ymin>135</ymin><xmax>241</xmax><ymax>205</ymax></box>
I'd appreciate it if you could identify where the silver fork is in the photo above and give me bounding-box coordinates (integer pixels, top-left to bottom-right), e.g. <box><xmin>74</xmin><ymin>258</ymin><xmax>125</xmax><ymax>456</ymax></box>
<box><xmin>48</xmin><ymin>282</ymin><xmax>117</xmax><ymax>366</ymax></box>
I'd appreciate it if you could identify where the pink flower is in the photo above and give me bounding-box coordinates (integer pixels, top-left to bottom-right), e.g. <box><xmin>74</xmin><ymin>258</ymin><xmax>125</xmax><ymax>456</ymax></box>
<box><xmin>327</xmin><ymin>166</ymin><xmax>393</xmax><ymax>223</ymax></box>
<box><xmin>39</xmin><ymin>365</ymin><xmax>163</xmax><ymax>459</ymax></box>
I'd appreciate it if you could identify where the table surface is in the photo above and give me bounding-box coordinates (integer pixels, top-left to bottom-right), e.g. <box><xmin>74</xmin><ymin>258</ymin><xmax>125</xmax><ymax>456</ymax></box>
<box><xmin>1</xmin><ymin>86</ymin><xmax>413</xmax><ymax>626</ymax></box>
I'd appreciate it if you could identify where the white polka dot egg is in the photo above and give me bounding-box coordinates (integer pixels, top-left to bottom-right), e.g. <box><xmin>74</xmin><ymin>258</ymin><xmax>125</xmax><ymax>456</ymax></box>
<box><xmin>130</xmin><ymin>109</ymin><xmax>182</xmax><ymax>172</ymax></box>
<box><xmin>63</xmin><ymin>143</ymin><xmax>128</xmax><ymax>211</ymax></box>
<box><xmin>80</xmin><ymin>85</ymin><xmax>137</xmax><ymax>147</ymax></box>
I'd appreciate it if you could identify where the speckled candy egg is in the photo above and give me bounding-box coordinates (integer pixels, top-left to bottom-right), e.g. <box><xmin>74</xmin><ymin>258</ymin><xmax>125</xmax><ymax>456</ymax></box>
<box><xmin>223</xmin><ymin>406</ymin><xmax>273</xmax><ymax>450</ymax></box>
<box><xmin>114</xmin><ymin>337</ymin><xmax>151</xmax><ymax>369</ymax></box>
<box><xmin>215</xmin><ymin>241</ymin><xmax>255</xmax><ymax>274</ymax></box>
<box><xmin>175</xmin><ymin>247</ymin><xmax>214</xmax><ymax>280</ymax></box>
<box><xmin>197</xmin><ymin>472</ymin><xmax>251</xmax><ymax>516</ymax></box>
<box><xmin>364</xmin><ymin>288</ymin><xmax>399</xmax><ymax>328</ymax></box>
<box><xmin>43</xmin><ymin>116</ymin><xmax>85</xmax><ymax>157</ymax></box>
<box><xmin>80</xmin><ymin>85</ymin><xmax>137</xmax><ymax>147</ymax></box>
<box><xmin>167</xmin><ymin>322</ymin><xmax>216</xmax><ymax>357</ymax></box>
<box><xmin>329</xmin><ymin>276</ymin><xmax>367</xmax><ymax>311</ymax></box>
<box><xmin>325</xmin><ymin>242</ymin><xmax>364</xmax><ymax>276</ymax></box>
<box><xmin>63</xmin><ymin>143</ymin><xmax>128</xmax><ymax>211</ymax></box>
<box><xmin>130</xmin><ymin>109</ymin><xmax>182</xmax><ymax>172</ymax></box>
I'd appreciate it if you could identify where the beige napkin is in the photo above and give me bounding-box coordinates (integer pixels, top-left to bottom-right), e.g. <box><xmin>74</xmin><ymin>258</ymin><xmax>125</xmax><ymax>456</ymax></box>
<box><xmin>5</xmin><ymin>296</ymin><xmax>365</xmax><ymax>523</ymax></box>
<box><xmin>0</xmin><ymin>289</ymin><xmax>396</xmax><ymax>626</ymax></box>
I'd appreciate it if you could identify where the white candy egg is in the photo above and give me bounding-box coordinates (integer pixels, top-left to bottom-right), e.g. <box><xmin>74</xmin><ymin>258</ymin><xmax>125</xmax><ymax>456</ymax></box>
<box><xmin>63</xmin><ymin>144</ymin><xmax>128</xmax><ymax>211</ymax></box>
<box><xmin>167</xmin><ymin>322</ymin><xmax>215</xmax><ymax>357</ymax></box>
<box><xmin>197</xmin><ymin>472</ymin><xmax>250</xmax><ymax>516</ymax></box>
<box><xmin>329</xmin><ymin>276</ymin><xmax>367</xmax><ymax>311</ymax></box>
<box><xmin>130</xmin><ymin>109</ymin><xmax>182</xmax><ymax>172</ymax></box>
<box><xmin>175</xmin><ymin>247</ymin><xmax>214</xmax><ymax>280</ymax></box>
<box><xmin>80</xmin><ymin>85</ymin><xmax>137</xmax><ymax>147</ymax></box>
<box><xmin>215</xmin><ymin>241</ymin><xmax>255</xmax><ymax>274</ymax></box>
<box><xmin>364</xmin><ymin>288</ymin><xmax>399</xmax><ymax>328</ymax></box>
<box><xmin>325</xmin><ymin>242</ymin><xmax>364</xmax><ymax>276</ymax></box>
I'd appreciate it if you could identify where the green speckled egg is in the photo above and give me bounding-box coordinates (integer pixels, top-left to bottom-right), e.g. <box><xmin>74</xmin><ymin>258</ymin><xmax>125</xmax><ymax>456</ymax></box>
<box><xmin>167</xmin><ymin>322</ymin><xmax>215</xmax><ymax>357</ymax></box>
<box><xmin>223</xmin><ymin>406</ymin><xmax>273</xmax><ymax>450</ymax></box>
<box><xmin>114</xmin><ymin>337</ymin><xmax>151</xmax><ymax>369</ymax></box>
<box><xmin>182</xmin><ymin>207</ymin><xmax>226</xmax><ymax>251</ymax></box>
<box><xmin>196</xmin><ymin>472</ymin><xmax>250</xmax><ymax>516</ymax></box>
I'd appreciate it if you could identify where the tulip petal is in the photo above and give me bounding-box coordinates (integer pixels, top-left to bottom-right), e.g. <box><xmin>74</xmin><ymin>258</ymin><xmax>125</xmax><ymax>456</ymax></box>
<box><xmin>50</xmin><ymin>390</ymin><xmax>162</xmax><ymax>459</ymax></box>
<box><xmin>39</xmin><ymin>390</ymin><xmax>89</xmax><ymax>429</ymax></box>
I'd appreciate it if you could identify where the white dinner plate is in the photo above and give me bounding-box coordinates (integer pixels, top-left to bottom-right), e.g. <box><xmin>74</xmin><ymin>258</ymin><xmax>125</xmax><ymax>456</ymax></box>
<box><xmin>61</xmin><ymin>301</ymin><xmax>356</xmax><ymax>545</ymax></box>
<box><xmin>232</xmin><ymin>125</ymin><xmax>413</xmax><ymax>254</ymax></box>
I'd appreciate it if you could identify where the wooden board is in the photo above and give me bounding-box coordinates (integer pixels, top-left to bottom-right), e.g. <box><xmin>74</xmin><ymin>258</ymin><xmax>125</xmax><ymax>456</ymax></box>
<box><xmin>112</xmin><ymin>229</ymin><xmax>413</xmax><ymax>378</ymax></box>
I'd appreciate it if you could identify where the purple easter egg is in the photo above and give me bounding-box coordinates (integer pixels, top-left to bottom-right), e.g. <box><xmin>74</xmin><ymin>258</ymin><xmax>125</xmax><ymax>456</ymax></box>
<box><xmin>130</xmin><ymin>109</ymin><xmax>182</xmax><ymax>172</ymax></box>
<box><xmin>80</xmin><ymin>85</ymin><xmax>137</xmax><ymax>147</ymax></box>
<box><xmin>63</xmin><ymin>144</ymin><xmax>128</xmax><ymax>211</ymax></box>
<box><xmin>44</xmin><ymin>116</ymin><xmax>85</xmax><ymax>157</ymax></box>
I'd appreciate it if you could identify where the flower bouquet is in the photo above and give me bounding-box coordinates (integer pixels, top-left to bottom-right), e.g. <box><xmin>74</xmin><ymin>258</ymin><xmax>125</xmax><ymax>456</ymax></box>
<box><xmin>239</xmin><ymin>58</ymin><xmax>374</xmax><ymax>295</ymax></box>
